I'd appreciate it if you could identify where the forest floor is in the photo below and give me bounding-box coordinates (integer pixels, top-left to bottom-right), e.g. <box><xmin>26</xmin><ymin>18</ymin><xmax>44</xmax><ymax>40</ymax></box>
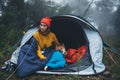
<box><xmin>0</xmin><ymin>69</ymin><xmax>113</xmax><ymax>80</ymax></box>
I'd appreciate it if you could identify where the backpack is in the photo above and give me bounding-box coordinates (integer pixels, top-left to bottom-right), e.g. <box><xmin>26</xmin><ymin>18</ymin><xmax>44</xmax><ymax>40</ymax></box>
<box><xmin>65</xmin><ymin>45</ymin><xmax>86</xmax><ymax>63</ymax></box>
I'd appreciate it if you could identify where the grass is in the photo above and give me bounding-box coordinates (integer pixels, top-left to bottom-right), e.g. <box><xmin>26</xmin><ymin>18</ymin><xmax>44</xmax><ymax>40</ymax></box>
<box><xmin>0</xmin><ymin>71</ymin><xmax>112</xmax><ymax>80</ymax></box>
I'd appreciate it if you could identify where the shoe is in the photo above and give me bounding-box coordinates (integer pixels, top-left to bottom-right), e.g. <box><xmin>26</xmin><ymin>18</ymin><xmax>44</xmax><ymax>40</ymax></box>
<box><xmin>1</xmin><ymin>64</ymin><xmax>7</xmax><ymax>70</ymax></box>
<box><xmin>44</xmin><ymin>66</ymin><xmax>48</xmax><ymax>71</ymax></box>
<box><xmin>1</xmin><ymin>60</ymin><xmax>16</xmax><ymax>72</ymax></box>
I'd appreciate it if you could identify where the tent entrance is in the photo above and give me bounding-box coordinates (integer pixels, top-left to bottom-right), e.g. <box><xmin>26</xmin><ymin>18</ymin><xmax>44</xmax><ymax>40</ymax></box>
<box><xmin>50</xmin><ymin>17</ymin><xmax>92</xmax><ymax>72</ymax></box>
<box><xmin>51</xmin><ymin>19</ymin><xmax>87</xmax><ymax>50</ymax></box>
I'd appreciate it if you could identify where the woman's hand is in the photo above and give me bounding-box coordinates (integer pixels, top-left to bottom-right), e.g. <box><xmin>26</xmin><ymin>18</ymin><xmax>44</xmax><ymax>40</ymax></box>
<box><xmin>41</xmin><ymin>57</ymin><xmax>47</xmax><ymax>60</ymax></box>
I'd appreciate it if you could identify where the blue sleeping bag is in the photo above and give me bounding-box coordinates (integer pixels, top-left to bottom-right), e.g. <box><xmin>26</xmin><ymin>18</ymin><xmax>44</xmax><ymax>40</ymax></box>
<box><xmin>17</xmin><ymin>37</ymin><xmax>54</xmax><ymax>78</ymax></box>
<box><xmin>46</xmin><ymin>51</ymin><xmax>66</xmax><ymax>70</ymax></box>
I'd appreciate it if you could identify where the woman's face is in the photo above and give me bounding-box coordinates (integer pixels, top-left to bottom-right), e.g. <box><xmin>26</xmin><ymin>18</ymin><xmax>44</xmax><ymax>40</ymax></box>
<box><xmin>40</xmin><ymin>23</ymin><xmax>48</xmax><ymax>33</ymax></box>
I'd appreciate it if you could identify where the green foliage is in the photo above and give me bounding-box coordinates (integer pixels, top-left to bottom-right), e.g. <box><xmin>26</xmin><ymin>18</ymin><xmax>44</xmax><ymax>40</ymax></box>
<box><xmin>0</xmin><ymin>26</ymin><xmax>23</xmax><ymax>52</ymax></box>
<box><xmin>1</xmin><ymin>0</ymin><xmax>27</xmax><ymax>29</ymax></box>
<box><xmin>7</xmin><ymin>28</ymin><xmax>23</xmax><ymax>45</ymax></box>
<box><xmin>103</xmin><ymin>35</ymin><xmax>120</xmax><ymax>48</ymax></box>
<box><xmin>0</xmin><ymin>0</ymin><xmax>72</xmax><ymax>53</ymax></box>
<box><xmin>0</xmin><ymin>0</ymin><xmax>72</xmax><ymax>52</ymax></box>
<box><xmin>0</xmin><ymin>52</ymin><xmax>4</xmax><ymax>58</ymax></box>
<box><xmin>111</xmin><ymin>64</ymin><xmax>120</xmax><ymax>80</ymax></box>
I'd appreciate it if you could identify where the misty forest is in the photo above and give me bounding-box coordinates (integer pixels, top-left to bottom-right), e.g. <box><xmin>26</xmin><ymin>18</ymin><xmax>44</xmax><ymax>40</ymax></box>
<box><xmin>0</xmin><ymin>0</ymin><xmax>120</xmax><ymax>80</ymax></box>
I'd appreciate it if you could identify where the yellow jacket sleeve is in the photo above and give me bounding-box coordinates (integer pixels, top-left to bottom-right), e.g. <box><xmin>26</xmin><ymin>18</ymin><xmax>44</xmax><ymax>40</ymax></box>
<box><xmin>37</xmin><ymin>45</ymin><xmax>45</xmax><ymax>60</ymax></box>
<box><xmin>53</xmin><ymin>33</ymin><xmax>60</xmax><ymax>46</ymax></box>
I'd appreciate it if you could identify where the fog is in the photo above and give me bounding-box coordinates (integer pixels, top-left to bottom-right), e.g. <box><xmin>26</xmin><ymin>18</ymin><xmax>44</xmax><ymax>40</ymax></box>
<box><xmin>51</xmin><ymin>0</ymin><xmax>120</xmax><ymax>37</ymax></box>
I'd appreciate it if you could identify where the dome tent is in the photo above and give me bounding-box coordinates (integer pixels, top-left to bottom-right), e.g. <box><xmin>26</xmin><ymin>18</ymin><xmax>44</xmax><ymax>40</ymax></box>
<box><xmin>3</xmin><ymin>15</ymin><xmax>105</xmax><ymax>76</ymax></box>
<box><xmin>36</xmin><ymin>15</ymin><xmax>105</xmax><ymax>75</ymax></box>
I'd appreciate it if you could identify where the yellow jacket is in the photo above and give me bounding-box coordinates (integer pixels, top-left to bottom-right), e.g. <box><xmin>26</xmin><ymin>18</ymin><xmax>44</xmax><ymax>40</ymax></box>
<box><xmin>33</xmin><ymin>31</ymin><xmax>60</xmax><ymax>59</ymax></box>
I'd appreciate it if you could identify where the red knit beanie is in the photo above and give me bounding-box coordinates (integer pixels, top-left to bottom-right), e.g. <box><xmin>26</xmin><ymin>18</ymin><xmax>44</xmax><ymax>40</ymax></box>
<box><xmin>40</xmin><ymin>17</ymin><xmax>52</xmax><ymax>28</ymax></box>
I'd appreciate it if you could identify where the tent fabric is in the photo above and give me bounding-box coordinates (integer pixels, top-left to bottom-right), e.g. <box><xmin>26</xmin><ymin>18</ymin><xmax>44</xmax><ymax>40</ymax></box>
<box><xmin>10</xmin><ymin>27</ymin><xmax>38</xmax><ymax>64</ymax></box>
<box><xmin>6</xmin><ymin>15</ymin><xmax>105</xmax><ymax>76</ymax></box>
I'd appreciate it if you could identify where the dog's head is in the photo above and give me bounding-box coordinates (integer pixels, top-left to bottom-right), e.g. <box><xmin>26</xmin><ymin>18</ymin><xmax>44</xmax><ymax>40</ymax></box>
<box><xmin>56</xmin><ymin>43</ymin><xmax>67</xmax><ymax>55</ymax></box>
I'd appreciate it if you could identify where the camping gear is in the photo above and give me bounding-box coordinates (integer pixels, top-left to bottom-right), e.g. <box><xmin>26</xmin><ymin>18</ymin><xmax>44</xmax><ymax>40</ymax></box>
<box><xmin>45</xmin><ymin>51</ymin><xmax>66</xmax><ymax>70</ymax></box>
<box><xmin>3</xmin><ymin>15</ymin><xmax>105</xmax><ymax>76</ymax></box>
<box><xmin>65</xmin><ymin>45</ymin><xmax>86</xmax><ymax>63</ymax></box>
<box><xmin>17</xmin><ymin>37</ymin><xmax>54</xmax><ymax>78</ymax></box>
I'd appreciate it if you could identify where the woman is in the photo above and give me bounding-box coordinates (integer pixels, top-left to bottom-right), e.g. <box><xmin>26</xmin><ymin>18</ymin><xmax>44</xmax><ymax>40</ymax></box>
<box><xmin>17</xmin><ymin>17</ymin><xmax>61</xmax><ymax>78</ymax></box>
<box><xmin>33</xmin><ymin>17</ymin><xmax>60</xmax><ymax>60</ymax></box>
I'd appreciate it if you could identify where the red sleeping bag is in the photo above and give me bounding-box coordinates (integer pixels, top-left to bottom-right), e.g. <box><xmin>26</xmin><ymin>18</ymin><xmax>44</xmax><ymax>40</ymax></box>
<box><xmin>65</xmin><ymin>45</ymin><xmax>86</xmax><ymax>63</ymax></box>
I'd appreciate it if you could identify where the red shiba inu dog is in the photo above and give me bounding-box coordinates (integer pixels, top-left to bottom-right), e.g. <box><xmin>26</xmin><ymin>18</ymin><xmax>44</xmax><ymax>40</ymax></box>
<box><xmin>55</xmin><ymin>43</ymin><xmax>67</xmax><ymax>55</ymax></box>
